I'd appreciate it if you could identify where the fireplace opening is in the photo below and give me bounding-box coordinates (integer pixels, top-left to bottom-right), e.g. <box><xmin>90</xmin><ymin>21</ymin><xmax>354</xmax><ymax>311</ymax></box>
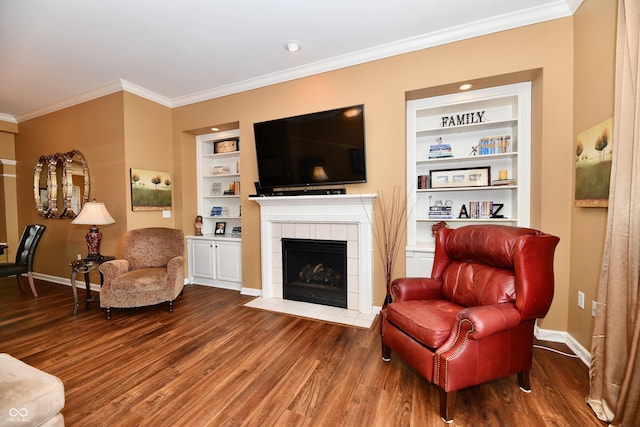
<box><xmin>282</xmin><ymin>238</ymin><xmax>347</xmax><ymax>309</ymax></box>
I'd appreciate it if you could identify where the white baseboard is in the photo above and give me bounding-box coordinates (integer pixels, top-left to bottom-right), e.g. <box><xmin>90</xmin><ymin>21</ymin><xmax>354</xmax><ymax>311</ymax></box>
<box><xmin>32</xmin><ymin>272</ymin><xmax>103</xmax><ymax>292</ymax></box>
<box><xmin>34</xmin><ymin>272</ymin><xmax>191</xmax><ymax>293</ymax></box>
<box><xmin>241</xmin><ymin>287</ymin><xmax>261</xmax><ymax>297</ymax></box>
<box><xmin>535</xmin><ymin>325</ymin><xmax>591</xmax><ymax>366</ymax></box>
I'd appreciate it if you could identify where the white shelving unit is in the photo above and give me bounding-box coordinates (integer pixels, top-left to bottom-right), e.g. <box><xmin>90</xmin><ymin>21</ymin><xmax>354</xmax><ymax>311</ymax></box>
<box><xmin>406</xmin><ymin>82</ymin><xmax>531</xmax><ymax>277</ymax></box>
<box><xmin>196</xmin><ymin>129</ymin><xmax>241</xmax><ymax>235</ymax></box>
<box><xmin>191</xmin><ymin>129</ymin><xmax>242</xmax><ymax>289</ymax></box>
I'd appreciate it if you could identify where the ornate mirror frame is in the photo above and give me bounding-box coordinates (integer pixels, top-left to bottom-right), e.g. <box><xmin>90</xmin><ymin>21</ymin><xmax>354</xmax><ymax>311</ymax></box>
<box><xmin>33</xmin><ymin>151</ymin><xmax>90</xmax><ymax>219</ymax></box>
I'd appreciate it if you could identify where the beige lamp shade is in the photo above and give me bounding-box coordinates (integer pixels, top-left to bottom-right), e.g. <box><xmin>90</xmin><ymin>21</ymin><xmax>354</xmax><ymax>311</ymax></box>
<box><xmin>71</xmin><ymin>201</ymin><xmax>115</xmax><ymax>225</ymax></box>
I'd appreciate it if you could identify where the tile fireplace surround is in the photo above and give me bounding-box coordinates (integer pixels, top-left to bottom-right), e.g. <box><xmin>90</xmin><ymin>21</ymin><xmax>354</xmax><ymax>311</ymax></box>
<box><xmin>250</xmin><ymin>194</ymin><xmax>378</xmax><ymax>321</ymax></box>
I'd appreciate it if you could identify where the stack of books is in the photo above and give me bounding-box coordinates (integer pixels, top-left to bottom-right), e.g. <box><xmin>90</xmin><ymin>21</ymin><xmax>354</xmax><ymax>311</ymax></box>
<box><xmin>212</xmin><ymin>165</ymin><xmax>231</xmax><ymax>175</ymax></box>
<box><xmin>429</xmin><ymin>143</ymin><xmax>453</xmax><ymax>159</ymax></box>
<box><xmin>429</xmin><ymin>205</ymin><xmax>453</xmax><ymax>219</ymax></box>
<box><xmin>469</xmin><ymin>201</ymin><xmax>494</xmax><ymax>219</ymax></box>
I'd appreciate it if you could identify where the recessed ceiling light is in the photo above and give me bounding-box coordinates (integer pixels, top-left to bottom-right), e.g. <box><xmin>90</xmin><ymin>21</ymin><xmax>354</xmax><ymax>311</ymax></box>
<box><xmin>285</xmin><ymin>40</ymin><xmax>301</xmax><ymax>52</ymax></box>
<box><xmin>459</xmin><ymin>83</ymin><xmax>473</xmax><ymax>91</ymax></box>
<box><xmin>211</xmin><ymin>127</ymin><xmax>219</xmax><ymax>131</ymax></box>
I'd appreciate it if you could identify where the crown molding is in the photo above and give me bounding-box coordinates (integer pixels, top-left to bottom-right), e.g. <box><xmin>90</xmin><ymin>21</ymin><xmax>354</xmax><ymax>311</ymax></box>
<box><xmin>0</xmin><ymin>113</ymin><xmax>17</xmax><ymax>123</ymax></box>
<box><xmin>172</xmin><ymin>0</ymin><xmax>580</xmax><ymax>107</ymax></box>
<box><xmin>15</xmin><ymin>81</ymin><xmax>125</xmax><ymax>123</ymax></box>
<box><xmin>12</xmin><ymin>0</ymin><xmax>581</xmax><ymax>121</ymax></box>
<box><xmin>119</xmin><ymin>80</ymin><xmax>172</xmax><ymax>108</ymax></box>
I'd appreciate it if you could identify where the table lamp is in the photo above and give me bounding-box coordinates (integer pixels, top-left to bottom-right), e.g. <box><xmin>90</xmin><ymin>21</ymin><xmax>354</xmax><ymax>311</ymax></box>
<box><xmin>72</xmin><ymin>199</ymin><xmax>115</xmax><ymax>260</ymax></box>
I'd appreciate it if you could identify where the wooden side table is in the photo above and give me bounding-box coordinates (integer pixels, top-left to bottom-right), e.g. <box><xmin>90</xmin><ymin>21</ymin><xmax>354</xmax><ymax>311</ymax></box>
<box><xmin>70</xmin><ymin>256</ymin><xmax>115</xmax><ymax>315</ymax></box>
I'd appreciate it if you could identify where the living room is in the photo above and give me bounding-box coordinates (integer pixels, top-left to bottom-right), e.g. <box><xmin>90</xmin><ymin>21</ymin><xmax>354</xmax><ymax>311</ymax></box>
<box><xmin>0</xmin><ymin>0</ymin><xmax>627</xmax><ymax>424</ymax></box>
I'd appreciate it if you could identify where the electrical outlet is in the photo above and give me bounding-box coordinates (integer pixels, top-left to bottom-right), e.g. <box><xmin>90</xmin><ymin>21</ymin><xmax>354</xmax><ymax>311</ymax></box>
<box><xmin>592</xmin><ymin>300</ymin><xmax>597</xmax><ymax>317</ymax></box>
<box><xmin>578</xmin><ymin>291</ymin><xmax>585</xmax><ymax>309</ymax></box>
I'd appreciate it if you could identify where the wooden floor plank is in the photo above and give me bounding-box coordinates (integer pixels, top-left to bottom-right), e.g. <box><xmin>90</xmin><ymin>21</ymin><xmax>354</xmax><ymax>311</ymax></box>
<box><xmin>0</xmin><ymin>278</ymin><xmax>605</xmax><ymax>426</ymax></box>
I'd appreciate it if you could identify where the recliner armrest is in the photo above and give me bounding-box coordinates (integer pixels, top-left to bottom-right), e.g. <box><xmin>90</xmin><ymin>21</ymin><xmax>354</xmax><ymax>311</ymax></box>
<box><xmin>456</xmin><ymin>303</ymin><xmax>521</xmax><ymax>340</ymax></box>
<box><xmin>391</xmin><ymin>277</ymin><xmax>443</xmax><ymax>302</ymax></box>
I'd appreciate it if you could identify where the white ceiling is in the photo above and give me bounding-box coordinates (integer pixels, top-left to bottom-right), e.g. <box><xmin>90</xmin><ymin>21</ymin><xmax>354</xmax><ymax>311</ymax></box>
<box><xmin>0</xmin><ymin>0</ymin><xmax>582</xmax><ymax>123</ymax></box>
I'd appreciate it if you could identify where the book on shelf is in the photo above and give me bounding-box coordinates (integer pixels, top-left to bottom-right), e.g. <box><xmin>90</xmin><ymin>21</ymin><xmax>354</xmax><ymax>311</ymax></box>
<box><xmin>491</xmin><ymin>179</ymin><xmax>516</xmax><ymax>186</ymax></box>
<box><xmin>428</xmin><ymin>205</ymin><xmax>452</xmax><ymax>219</ymax></box>
<box><xmin>417</xmin><ymin>175</ymin><xmax>430</xmax><ymax>189</ymax></box>
<box><xmin>429</xmin><ymin>143</ymin><xmax>453</xmax><ymax>159</ymax></box>
<box><xmin>468</xmin><ymin>201</ymin><xmax>494</xmax><ymax>219</ymax></box>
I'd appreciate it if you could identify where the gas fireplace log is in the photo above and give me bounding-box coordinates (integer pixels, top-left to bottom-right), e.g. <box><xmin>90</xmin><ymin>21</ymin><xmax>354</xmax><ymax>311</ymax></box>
<box><xmin>299</xmin><ymin>263</ymin><xmax>343</xmax><ymax>287</ymax></box>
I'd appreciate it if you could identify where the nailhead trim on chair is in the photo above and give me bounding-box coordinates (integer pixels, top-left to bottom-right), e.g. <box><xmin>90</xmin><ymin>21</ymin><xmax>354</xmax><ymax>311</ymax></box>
<box><xmin>436</xmin><ymin>318</ymin><xmax>474</xmax><ymax>390</ymax></box>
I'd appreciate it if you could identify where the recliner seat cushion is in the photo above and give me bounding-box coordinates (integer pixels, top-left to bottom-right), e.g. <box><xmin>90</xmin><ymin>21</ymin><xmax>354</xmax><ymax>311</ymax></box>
<box><xmin>386</xmin><ymin>300</ymin><xmax>464</xmax><ymax>348</ymax></box>
<box><xmin>110</xmin><ymin>268</ymin><xmax>167</xmax><ymax>292</ymax></box>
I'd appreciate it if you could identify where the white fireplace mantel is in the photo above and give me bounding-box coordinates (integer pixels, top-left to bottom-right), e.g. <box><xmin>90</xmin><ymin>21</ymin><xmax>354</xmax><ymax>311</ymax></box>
<box><xmin>251</xmin><ymin>193</ymin><xmax>378</xmax><ymax>315</ymax></box>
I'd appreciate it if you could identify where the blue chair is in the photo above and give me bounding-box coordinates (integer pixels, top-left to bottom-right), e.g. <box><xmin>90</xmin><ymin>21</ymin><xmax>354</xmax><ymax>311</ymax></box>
<box><xmin>0</xmin><ymin>224</ymin><xmax>46</xmax><ymax>296</ymax></box>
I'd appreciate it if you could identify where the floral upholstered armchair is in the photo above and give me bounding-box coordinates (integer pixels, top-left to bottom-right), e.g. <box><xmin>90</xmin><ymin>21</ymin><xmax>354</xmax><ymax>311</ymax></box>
<box><xmin>99</xmin><ymin>227</ymin><xmax>184</xmax><ymax>320</ymax></box>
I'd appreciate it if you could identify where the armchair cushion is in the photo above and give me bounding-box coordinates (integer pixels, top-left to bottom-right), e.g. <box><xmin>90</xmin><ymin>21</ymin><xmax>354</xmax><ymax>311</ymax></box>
<box><xmin>387</xmin><ymin>300</ymin><xmax>463</xmax><ymax>348</ymax></box>
<box><xmin>110</xmin><ymin>268</ymin><xmax>168</xmax><ymax>293</ymax></box>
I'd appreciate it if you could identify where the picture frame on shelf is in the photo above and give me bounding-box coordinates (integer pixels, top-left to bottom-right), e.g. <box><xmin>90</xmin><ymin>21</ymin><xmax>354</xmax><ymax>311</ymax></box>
<box><xmin>430</xmin><ymin>166</ymin><xmax>490</xmax><ymax>189</ymax></box>
<box><xmin>214</xmin><ymin>138</ymin><xmax>239</xmax><ymax>154</ymax></box>
<box><xmin>215</xmin><ymin>221</ymin><xmax>226</xmax><ymax>235</ymax></box>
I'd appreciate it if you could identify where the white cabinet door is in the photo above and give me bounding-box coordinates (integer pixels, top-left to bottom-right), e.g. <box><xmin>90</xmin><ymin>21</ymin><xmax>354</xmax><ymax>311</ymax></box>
<box><xmin>192</xmin><ymin>239</ymin><xmax>215</xmax><ymax>279</ymax></box>
<box><xmin>406</xmin><ymin>249</ymin><xmax>434</xmax><ymax>278</ymax></box>
<box><xmin>215</xmin><ymin>241</ymin><xmax>242</xmax><ymax>283</ymax></box>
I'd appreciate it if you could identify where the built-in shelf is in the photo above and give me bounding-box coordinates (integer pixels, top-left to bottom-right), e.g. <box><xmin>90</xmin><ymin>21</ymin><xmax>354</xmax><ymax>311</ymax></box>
<box><xmin>406</xmin><ymin>82</ymin><xmax>531</xmax><ymax>277</ymax></box>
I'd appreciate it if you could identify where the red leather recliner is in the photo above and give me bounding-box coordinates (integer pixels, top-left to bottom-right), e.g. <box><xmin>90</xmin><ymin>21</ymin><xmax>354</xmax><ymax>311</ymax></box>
<box><xmin>380</xmin><ymin>225</ymin><xmax>560</xmax><ymax>423</ymax></box>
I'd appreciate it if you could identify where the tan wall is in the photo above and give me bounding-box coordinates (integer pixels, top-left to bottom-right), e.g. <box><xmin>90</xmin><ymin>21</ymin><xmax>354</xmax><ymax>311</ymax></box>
<box><xmin>122</xmin><ymin>92</ymin><xmax>176</xmax><ymax>231</ymax></box>
<box><xmin>172</xmin><ymin>17</ymin><xmax>576</xmax><ymax>331</ymax></box>
<box><xmin>15</xmin><ymin>93</ymin><xmax>127</xmax><ymax>278</ymax></box>
<box><xmin>569</xmin><ymin>0</ymin><xmax>617</xmax><ymax>349</ymax></box>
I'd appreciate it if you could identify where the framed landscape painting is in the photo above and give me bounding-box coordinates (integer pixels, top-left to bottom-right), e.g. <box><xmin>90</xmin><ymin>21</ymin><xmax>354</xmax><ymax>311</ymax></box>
<box><xmin>575</xmin><ymin>117</ymin><xmax>613</xmax><ymax>207</ymax></box>
<box><xmin>130</xmin><ymin>168</ymin><xmax>172</xmax><ymax>211</ymax></box>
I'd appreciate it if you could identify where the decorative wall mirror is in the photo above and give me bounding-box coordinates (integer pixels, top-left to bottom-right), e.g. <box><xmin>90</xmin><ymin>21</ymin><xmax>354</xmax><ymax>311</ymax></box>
<box><xmin>34</xmin><ymin>151</ymin><xmax>90</xmax><ymax>219</ymax></box>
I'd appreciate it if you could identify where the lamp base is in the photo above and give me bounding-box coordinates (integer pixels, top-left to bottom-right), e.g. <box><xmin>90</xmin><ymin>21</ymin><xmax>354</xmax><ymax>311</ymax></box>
<box><xmin>85</xmin><ymin>226</ymin><xmax>103</xmax><ymax>260</ymax></box>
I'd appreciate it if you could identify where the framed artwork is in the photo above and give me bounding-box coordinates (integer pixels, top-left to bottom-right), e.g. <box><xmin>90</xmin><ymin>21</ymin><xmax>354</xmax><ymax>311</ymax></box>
<box><xmin>430</xmin><ymin>167</ymin><xmax>490</xmax><ymax>189</ymax></box>
<box><xmin>130</xmin><ymin>168</ymin><xmax>172</xmax><ymax>211</ymax></box>
<box><xmin>575</xmin><ymin>117</ymin><xmax>613</xmax><ymax>207</ymax></box>
<box><xmin>215</xmin><ymin>221</ymin><xmax>226</xmax><ymax>235</ymax></box>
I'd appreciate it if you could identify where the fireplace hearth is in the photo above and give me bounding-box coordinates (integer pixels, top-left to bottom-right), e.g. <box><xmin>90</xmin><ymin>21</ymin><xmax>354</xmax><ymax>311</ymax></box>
<box><xmin>282</xmin><ymin>238</ymin><xmax>347</xmax><ymax>308</ymax></box>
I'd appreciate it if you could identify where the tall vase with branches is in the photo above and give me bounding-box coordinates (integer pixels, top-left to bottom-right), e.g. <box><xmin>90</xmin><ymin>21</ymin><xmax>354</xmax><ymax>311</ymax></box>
<box><xmin>373</xmin><ymin>187</ymin><xmax>407</xmax><ymax>308</ymax></box>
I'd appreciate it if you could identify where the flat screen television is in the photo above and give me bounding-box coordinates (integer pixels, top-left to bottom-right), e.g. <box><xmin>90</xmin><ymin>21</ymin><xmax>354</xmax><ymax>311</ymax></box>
<box><xmin>253</xmin><ymin>104</ymin><xmax>366</xmax><ymax>191</ymax></box>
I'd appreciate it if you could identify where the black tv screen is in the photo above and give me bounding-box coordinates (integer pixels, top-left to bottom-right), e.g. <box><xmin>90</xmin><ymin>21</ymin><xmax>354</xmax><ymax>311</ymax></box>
<box><xmin>253</xmin><ymin>104</ymin><xmax>366</xmax><ymax>190</ymax></box>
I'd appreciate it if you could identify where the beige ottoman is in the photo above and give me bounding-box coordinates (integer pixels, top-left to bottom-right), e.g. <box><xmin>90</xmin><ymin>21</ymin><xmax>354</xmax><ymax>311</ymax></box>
<box><xmin>0</xmin><ymin>354</ymin><xmax>65</xmax><ymax>427</ymax></box>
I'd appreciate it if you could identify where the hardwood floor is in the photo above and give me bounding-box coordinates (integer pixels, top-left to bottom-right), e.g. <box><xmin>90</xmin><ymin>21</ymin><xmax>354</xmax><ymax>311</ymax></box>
<box><xmin>1</xmin><ymin>278</ymin><xmax>604</xmax><ymax>426</ymax></box>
